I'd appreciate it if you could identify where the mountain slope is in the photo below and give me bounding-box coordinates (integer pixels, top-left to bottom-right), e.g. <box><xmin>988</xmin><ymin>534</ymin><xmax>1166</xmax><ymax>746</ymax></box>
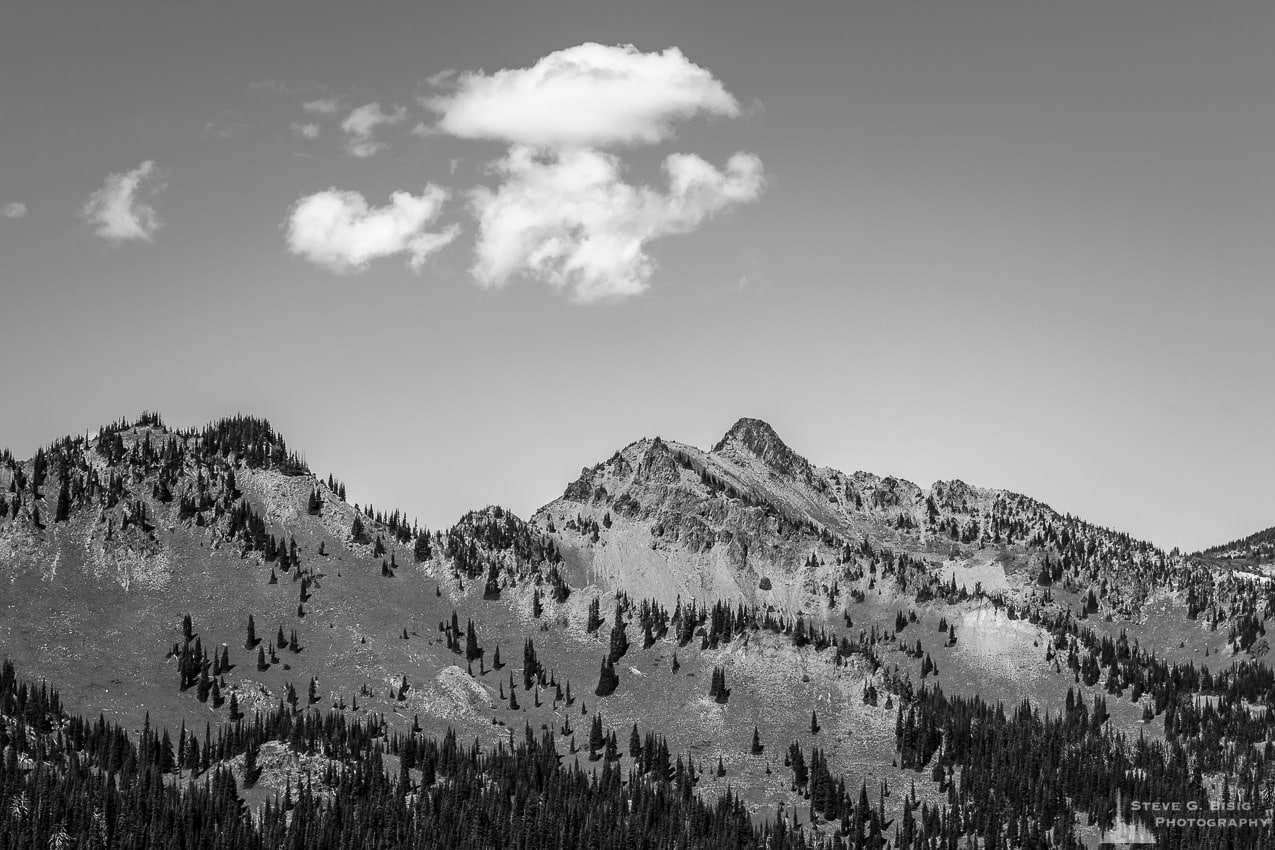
<box><xmin>1196</xmin><ymin>525</ymin><xmax>1275</xmax><ymax>566</ymax></box>
<box><xmin>3</xmin><ymin>412</ymin><xmax>1273</xmax><ymax>848</ymax></box>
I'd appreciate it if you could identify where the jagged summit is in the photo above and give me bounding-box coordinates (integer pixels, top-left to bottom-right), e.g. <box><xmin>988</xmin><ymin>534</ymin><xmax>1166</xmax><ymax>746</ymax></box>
<box><xmin>711</xmin><ymin>417</ymin><xmax>811</xmax><ymax>479</ymax></box>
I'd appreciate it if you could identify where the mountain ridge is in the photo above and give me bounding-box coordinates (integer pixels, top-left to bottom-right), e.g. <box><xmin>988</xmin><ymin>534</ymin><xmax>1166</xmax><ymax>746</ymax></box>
<box><xmin>3</xmin><ymin>410</ymin><xmax>1273</xmax><ymax>848</ymax></box>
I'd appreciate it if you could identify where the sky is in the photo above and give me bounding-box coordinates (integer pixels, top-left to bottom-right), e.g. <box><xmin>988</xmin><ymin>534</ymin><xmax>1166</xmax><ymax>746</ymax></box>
<box><xmin>1</xmin><ymin>1</ymin><xmax>1272</xmax><ymax>553</ymax></box>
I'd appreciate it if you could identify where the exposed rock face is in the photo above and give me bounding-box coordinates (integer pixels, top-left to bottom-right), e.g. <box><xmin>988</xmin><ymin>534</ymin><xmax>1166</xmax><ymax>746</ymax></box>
<box><xmin>711</xmin><ymin>418</ymin><xmax>812</xmax><ymax>481</ymax></box>
<box><xmin>534</xmin><ymin>420</ymin><xmax>912</xmax><ymax>608</ymax></box>
<box><xmin>532</xmin><ymin>417</ymin><xmax>1197</xmax><ymax>622</ymax></box>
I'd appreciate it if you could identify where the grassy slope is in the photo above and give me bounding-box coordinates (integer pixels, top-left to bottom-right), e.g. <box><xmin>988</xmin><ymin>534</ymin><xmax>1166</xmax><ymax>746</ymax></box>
<box><xmin>0</xmin><ymin>420</ymin><xmax>1251</xmax><ymax>835</ymax></box>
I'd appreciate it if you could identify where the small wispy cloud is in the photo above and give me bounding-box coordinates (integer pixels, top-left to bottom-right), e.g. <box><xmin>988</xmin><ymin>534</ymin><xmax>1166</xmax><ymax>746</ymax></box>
<box><xmin>425</xmin><ymin>68</ymin><xmax>456</xmax><ymax>88</ymax></box>
<box><xmin>285</xmin><ymin>185</ymin><xmax>458</xmax><ymax>273</ymax></box>
<box><xmin>302</xmin><ymin>98</ymin><xmax>342</xmax><ymax>116</ymax></box>
<box><xmin>203</xmin><ymin>109</ymin><xmax>248</xmax><ymax>141</ymax></box>
<box><xmin>251</xmin><ymin>79</ymin><xmax>325</xmax><ymax>96</ymax></box>
<box><xmin>80</xmin><ymin>160</ymin><xmax>167</xmax><ymax>243</ymax></box>
<box><xmin>341</xmin><ymin>102</ymin><xmax>407</xmax><ymax>158</ymax></box>
<box><xmin>292</xmin><ymin>122</ymin><xmax>322</xmax><ymax>139</ymax></box>
<box><xmin>250</xmin><ymin>79</ymin><xmax>294</xmax><ymax>94</ymax></box>
<box><xmin>1</xmin><ymin>202</ymin><xmax>27</xmax><ymax>219</ymax></box>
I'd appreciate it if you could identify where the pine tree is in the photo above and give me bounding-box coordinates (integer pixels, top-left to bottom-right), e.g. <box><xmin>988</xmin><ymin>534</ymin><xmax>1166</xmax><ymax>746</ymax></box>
<box><xmin>244</xmin><ymin>615</ymin><xmax>257</xmax><ymax>649</ymax></box>
<box><xmin>242</xmin><ymin>739</ymin><xmax>260</xmax><ymax>787</ymax></box>
<box><xmin>588</xmin><ymin>714</ymin><xmax>604</xmax><ymax>760</ymax></box>
<box><xmin>413</xmin><ymin>530</ymin><xmax>432</xmax><ymax>562</ymax></box>
<box><xmin>595</xmin><ymin>656</ymin><xmax>619</xmax><ymax>697</ymax></box>
<box><xmin>483</xmin><ymin>560</ymin><xmax>500</xmax><ymax>600</ymax></box>
<box><xmin>607</xmin><ymin>606</ymin><xmax>629</xmax><ymax>664</ymax></box>
<box><xmin>709</xmin><ymin>666</ymin><xmax>730</xmax><ymax>704</ymax></box>
<box><xmin>465</xmin><ymin>619</ymin><xmax>482</xmax><ymax>662</ymax></box>
<box><xmin>54</xmin><ymin>478</ymin><xmax>70</xmax><ymax>522</ymax></box>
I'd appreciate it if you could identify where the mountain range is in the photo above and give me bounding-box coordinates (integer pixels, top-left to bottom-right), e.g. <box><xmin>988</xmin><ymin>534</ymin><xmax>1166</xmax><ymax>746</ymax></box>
<box><xmin>1</xmin><ymin>412</ymin><xmax>1272</xmax><ymax>848</ymax></box>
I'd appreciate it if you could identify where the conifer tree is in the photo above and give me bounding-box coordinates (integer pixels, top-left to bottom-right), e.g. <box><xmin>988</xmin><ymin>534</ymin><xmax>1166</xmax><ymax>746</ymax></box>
<box><xmin>465</xmin><ymin>619</ymin><xmax>482</xmax><ymax>663</ymax></box>
<box><xmin>483</xmin><ymin>560</ymin><xmax>500</xmax><ymax>600</ymax></box>
<box><xmin>595</xmin><ymin>656</ymin><xmax>619</xmax><ymax>697</ymax></box>
<box><xmin>588</xmin><ymin>714</ymin><xmax>605</xmax><ymax>760</ymax></box>
<box><xmin>242</xmin><ymin>738</ymin><xmax>260</xmax><ymax>787</ymax></box>
<box><xmin>413</xmin><ymin>529</ymin><xmax>431</xmax><ymax>562</ymax></box>
<box><xmin>54</xmin><ymin>478</ymin><xmax>70</xmax><ymax>522</ymax></box>
<box><xmin>607</xmin><ymin>606</ymin><xmax>629</xmax><ymax>664</ymax></box>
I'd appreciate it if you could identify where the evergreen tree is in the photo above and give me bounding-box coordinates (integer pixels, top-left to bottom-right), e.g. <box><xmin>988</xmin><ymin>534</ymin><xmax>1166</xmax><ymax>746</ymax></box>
<box><xmin>242</xmin><ymin>738</ymin><xmax>260</xmax><ymax>787</ymax></box>
<box><xmin>595</xmin><ymin>656</ymin><xmax>619</xmax><ymax>697</ymax></box>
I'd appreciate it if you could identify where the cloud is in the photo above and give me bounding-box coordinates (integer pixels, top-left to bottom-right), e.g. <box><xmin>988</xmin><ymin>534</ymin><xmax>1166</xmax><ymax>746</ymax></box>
<box><xmin>302</xmin><ymin>98</ymin><xmax>341</xmax><ymax>116</ymax></box>
<box><xmin>251</xmin><ymin>79</ymin><xmax>325</xmax><ymax>96</ymax></box>
<box><xmin>1</xmin><ymin>202</ymin><xmax>27</xmax><ymax>219</ymax></box>
<box><xmin>469</xmin><ymin>146</ymin><xmax>763</xmax><ymax>302</ymax></box>
<box><xmin>425</xmin><ymin>68</ymin><xmax>456</xmax><ymax>87</ymax></box>
<box><xmin>80</xmin><ymin>160</ymin><xmax>166</xmax><ymax>243</ymax></box>
<box><xmin>203</xmin><ymin>109</ymin><xmax>248</xmax><ymax>140</ymax></box>
<box><xmin>428</xmin><ymin>42</ymin><xmax>740</xmax><ymax>149</ymax></box>
<box><xmin>250</xmin><ymin>79</ymin><xmax>294</xmax><ymax>94</ymax></box>
<box><xmin>341</xmin><ymin>102</ymin><xmax>406</xmax><ymax>158</ymax></box>
<box><xmin>286</xmin><ymin>186</ymin><xmax>458</xmax><ymax>273</ymax></box>
<box><xmin>292</xmin><ymin>122</ymin><xmax>321</xmax><ymax>139</ymax></box>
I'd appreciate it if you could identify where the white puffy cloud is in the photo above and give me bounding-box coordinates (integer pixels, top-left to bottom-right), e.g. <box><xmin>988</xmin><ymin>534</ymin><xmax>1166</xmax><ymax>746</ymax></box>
<box><xmin>1</xmin><ymin>202</ymin><xmax>27</xmax><ymax>219</ymax></box>
<box><xmin>302</xmin><ymin>98</ymin><xmax>341</xmax><ymax>115</ymax></box>
<box><xmin>286</xmin><ymin>185</ymin><xmax>458</xmax><ymax>273</ymax></box>
<box><xmin>428</xmin><ymin>42</ymin><xmax>740</xmax><ymax>149</ymax></box>
<box><xmin>469</xmin><ymin>146</ymin><xmax>763</xmax><ymax>302</ymax></box>
<box><xmin>80</xmin><ymin>160</ymin><xmax>165</xmax><ymax>243</ymax></box>
<box><xmin>341</xmin><ymin>102</ymin><xmax>406</xmax><ymax>158</ymax></box>
<box><xmin>292</xmin><ymin>122</ymin><xmax>321</xmax><ymax>139</ymax></box>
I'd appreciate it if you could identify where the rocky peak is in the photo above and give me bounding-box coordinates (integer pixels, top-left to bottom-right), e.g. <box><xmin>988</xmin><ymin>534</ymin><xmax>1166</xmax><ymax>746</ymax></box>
<box><xmin>711</xmin><ymin>418</ymin><xmax>811</xmax><ymax>479</ymax></box>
